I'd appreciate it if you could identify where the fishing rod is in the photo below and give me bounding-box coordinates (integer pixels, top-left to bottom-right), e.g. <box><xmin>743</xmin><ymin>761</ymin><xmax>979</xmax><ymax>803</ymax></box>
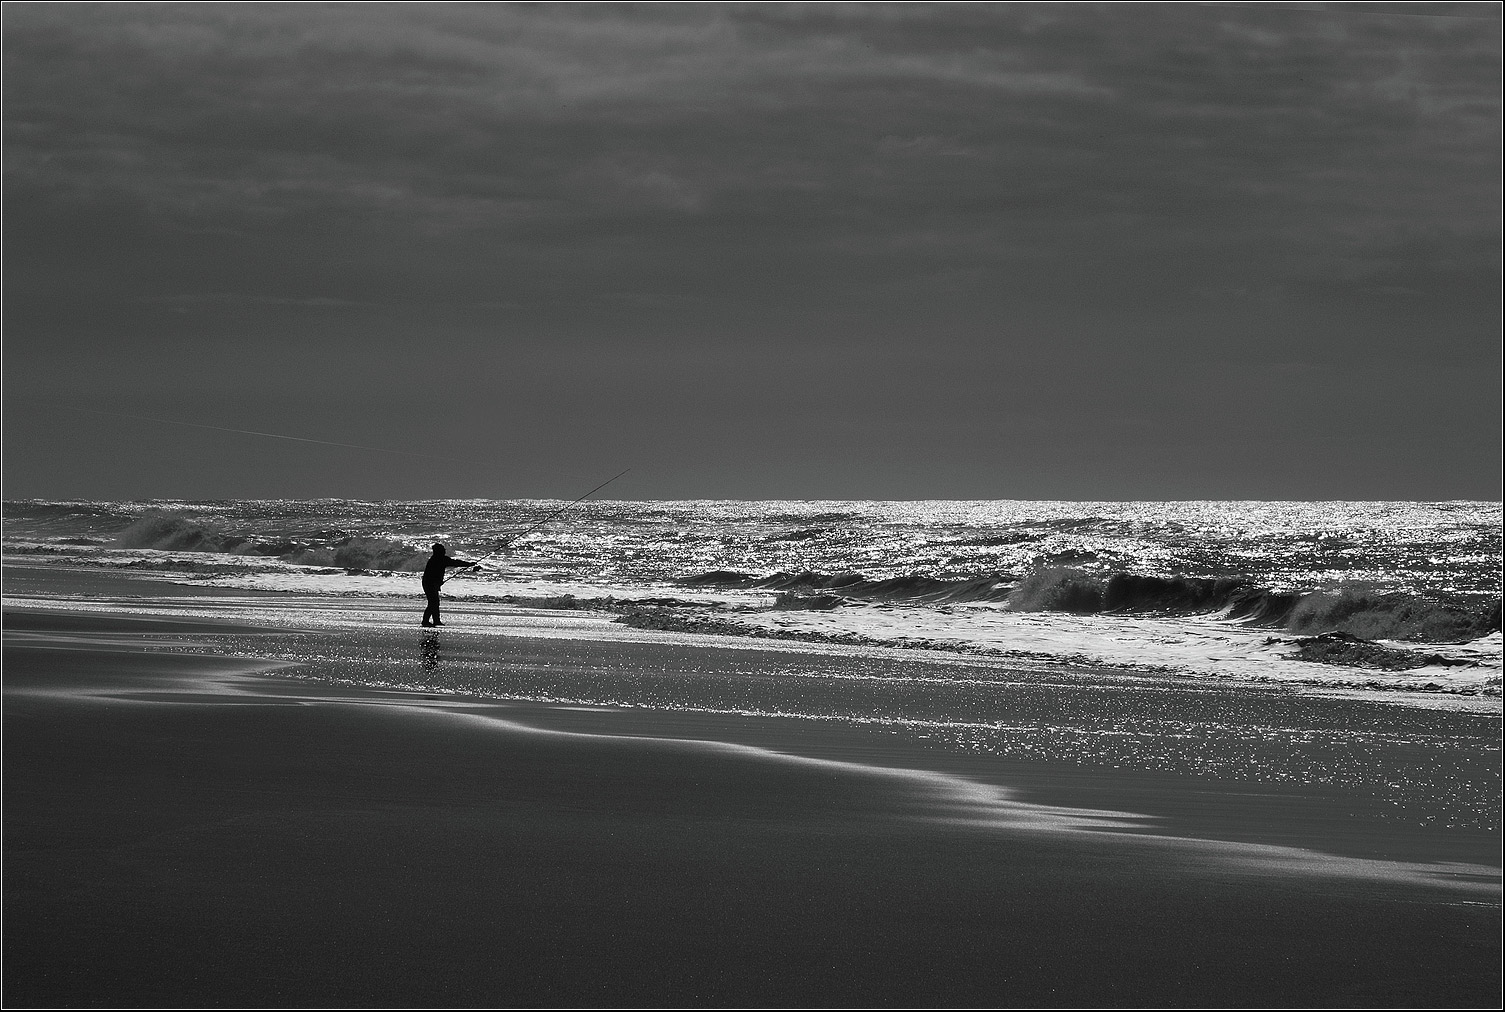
<box><xmin>446</xmin><ymin>468</ymin><xmax>631</xmax><ymax>581</ymax></box>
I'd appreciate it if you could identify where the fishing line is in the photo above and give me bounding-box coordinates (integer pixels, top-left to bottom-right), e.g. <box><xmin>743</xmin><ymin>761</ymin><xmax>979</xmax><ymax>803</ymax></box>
<box><xmin>62</xmin><ymin>406</ymin><xmax>473</xmax><ymax>464</ymax></box>
<box><xmin>447</xmin><ymin>468</ymin><xmax>631</xmax><ymax>581</ymax></box>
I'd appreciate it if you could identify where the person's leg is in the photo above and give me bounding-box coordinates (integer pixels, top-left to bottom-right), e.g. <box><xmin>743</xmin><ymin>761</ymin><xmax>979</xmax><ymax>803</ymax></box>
<box><xmin>423</xmin><ymin>589</ymin><xmax>439</xmax><ymax>626</ymax></box>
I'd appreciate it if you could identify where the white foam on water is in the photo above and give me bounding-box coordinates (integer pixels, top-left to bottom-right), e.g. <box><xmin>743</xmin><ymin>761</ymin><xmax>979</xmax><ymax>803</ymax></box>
<box><xmin>729</xmin><ymin>604</ymin><xmax>1503</xmax><ymax>706</ymax></box>
<box><xmin>9</xmin><ymin>573</ymin><xmax>1499</xmax><ymax>714</ymax></box>
<box><xmin>6</xmin><ymin>497</ymin><xmax>1499</xmax><ymax>714</ymax></box>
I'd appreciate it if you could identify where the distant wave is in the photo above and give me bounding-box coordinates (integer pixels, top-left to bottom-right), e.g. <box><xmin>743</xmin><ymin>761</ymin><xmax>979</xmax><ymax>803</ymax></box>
<box><xmin>679</xmin><ymin>569</ymin><xmax>1015</xmax><ymax>604</ymax></box>
<box><xmin>679</xmin><ymin>566</ymin><xmax>1501</xmax><ymax>643</ymax></box>
<box><xmin>952</xmin><ymin>533</ymin><xmax>1036</xmax><ymax>547</ymax></box>
<box><xmin>762</xmin><ymin>510</ymin><xmax>856</xmax><ymax>524</ymax></box>
<box><xmin>2</xmin><ymin>500</ymin><xmax>136</xmax><ymax>537</ymax></box>
<box><xmin>113</xmin><ymin>510</ymin><xmax>429</xmax><ymax>572</ymax></box>
<box><xmin>5</xmin><ymin>501</ymin><xmax>115</xmax><ymax>520</ymax></box>
<box><xmin>765</xmin><ymin>527</ymin><xmax>834</xmax><ymax>542</ymax></box>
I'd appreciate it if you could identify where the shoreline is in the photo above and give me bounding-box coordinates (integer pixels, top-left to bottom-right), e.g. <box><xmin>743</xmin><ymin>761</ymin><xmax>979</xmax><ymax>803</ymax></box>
<box><xmin>5</xmin><ymin>561</ymin><xmax>1501</xmax><ymax>848</ymax></box>
<box><xmin>8</xmin><ymin>554</ymin><xmax>1499</xmax><ymax>710</ymax></box>
<box><xmin>7</xmin><ymin>601</ymin><xmax>1498</xmax><ymax>870</ymax></box>
<box><xmin>4</xmin><ymin>569</ymin><xmax>1502</xmax><ymax>1005</ymax></box>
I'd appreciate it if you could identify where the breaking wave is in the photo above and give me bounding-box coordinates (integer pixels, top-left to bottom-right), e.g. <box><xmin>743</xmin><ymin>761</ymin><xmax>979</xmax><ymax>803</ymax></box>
<box><xmin>680</xmin><ymin>566</ymin><xmax>1500</xmax><ymax>643</ymax></box>
<box><xmin>679</xmin><ymin>569</ymin><xmax>1015</xmax><ymax>604</ymax></box>
<box><xmin>1286</xmin><ymin>589</ymin><xmax>1501</xmax><ymax>643</ymax></box>
<box><xmin>113</xmin><ymin>510</ymin><xmax>428</xmax><ymax>572</ymax></box>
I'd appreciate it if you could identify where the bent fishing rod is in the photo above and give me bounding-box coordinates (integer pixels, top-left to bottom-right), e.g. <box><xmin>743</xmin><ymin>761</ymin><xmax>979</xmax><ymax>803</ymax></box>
<box><xmin>445</xmin><ymin>468</ymin><xmax>630</xmax><ymax>581</ymax></box>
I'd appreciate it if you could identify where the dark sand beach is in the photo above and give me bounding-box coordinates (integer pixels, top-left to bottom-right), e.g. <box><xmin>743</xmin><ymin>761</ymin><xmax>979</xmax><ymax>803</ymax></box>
<box><xmin>4</xmin><ymin>567</ymin><xmax>1500</xmax><ymax>1007</ymax></box>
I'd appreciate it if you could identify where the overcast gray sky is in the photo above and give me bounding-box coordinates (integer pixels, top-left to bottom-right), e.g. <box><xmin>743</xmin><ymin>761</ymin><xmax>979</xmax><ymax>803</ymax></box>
<box><xmin>4</xmin><ymin>2</ymin><xmax>1499</xmax><ymax>500</ymax></box>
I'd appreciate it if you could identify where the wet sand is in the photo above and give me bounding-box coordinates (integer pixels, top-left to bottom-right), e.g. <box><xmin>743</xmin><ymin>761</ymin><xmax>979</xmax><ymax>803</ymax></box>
<box><xmin>3</xmin><ymin>580</ymin><xmax>1501</xmax><ymax>1006</ymax></box>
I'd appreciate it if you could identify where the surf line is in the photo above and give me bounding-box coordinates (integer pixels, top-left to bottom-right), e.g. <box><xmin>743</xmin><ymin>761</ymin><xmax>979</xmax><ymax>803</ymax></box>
<box><xmin>61</xmin><ymin>406</ymin><xmax>472</xmax><ymax>464</ymax></box>
<box><xmin>446</xmin><ymin>468</ymin><xmax>631</xmax><ymax>582</ymax></box>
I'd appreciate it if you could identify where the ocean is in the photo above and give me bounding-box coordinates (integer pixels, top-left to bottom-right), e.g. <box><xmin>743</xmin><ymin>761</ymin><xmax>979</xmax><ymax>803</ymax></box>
<box><xmin>4</xmin><ymin>497</ymin><xmax>1501</xmax><ymax>831</ymax></box>
<box><xmin>4</xmin><ymin>497</ymin><xmax>1499</xmax><ymax>697</ymax></box>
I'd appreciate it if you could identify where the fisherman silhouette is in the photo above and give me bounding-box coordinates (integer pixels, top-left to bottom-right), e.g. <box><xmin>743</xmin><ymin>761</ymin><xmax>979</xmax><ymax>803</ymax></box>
<box><xmin>421</xmin><ymin>543</ymin><xmax>474</xmax><ymax>627</ymax></box>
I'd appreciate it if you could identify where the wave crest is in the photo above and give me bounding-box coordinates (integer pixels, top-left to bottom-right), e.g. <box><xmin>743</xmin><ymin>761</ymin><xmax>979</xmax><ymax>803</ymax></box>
<box><xmin>113</xmin><ymin>510</ymin><xmax>427</xmax><ymax>572</ymax></box>
<box><xmin>1287</xmin><ymin>589</ymin><xmax>1497</xmax><ymax>642</ymax></box>
<box><xmin>115</xmin><ymin>511</ymin><xmax>251</xmax><ymax>553</ymax></box>
<box><xmin>680</xmin><ymin>565</ymin><xmax>1500</xmax><ymax>643</ymax></box>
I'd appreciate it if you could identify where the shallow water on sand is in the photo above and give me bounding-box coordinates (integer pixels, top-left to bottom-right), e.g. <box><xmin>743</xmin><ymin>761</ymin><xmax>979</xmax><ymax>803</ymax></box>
<box><xmin>7</xmin><ymin>626</ymin><xmax>1498</xmax><ymax>1008</ymax></box>
<box><xmin>6</xmin><ymin>562</ymin><xmax>1500</xmax><ymax>852</ymax></box>
<box><xmin>232</xmin><ymin>618</ymin><xmax>1503</xmax><ymax>837</ymax></box>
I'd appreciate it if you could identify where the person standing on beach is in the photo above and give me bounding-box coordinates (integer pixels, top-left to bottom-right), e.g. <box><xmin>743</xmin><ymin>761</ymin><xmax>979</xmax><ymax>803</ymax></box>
<box><xmin>422</xmin><ymin>543</ymin><xmax>474</xmax><ymax>627</ymax></box>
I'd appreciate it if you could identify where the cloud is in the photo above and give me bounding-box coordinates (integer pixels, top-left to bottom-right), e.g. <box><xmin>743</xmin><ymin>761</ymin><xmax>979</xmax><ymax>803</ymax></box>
<box><xmin>4</xmin><ymin>7</ymin><xmax>1491</xmax><ymax>376</ymax></box>
<box><xmin>7</xmin><ymin>5</ymin><xmax>1491</xmax><ymax>261</ymax></box>
<box><xmin>135</xmin><ymin>292</ymin><xmax>378</xmax><ymax>310</ymax></box>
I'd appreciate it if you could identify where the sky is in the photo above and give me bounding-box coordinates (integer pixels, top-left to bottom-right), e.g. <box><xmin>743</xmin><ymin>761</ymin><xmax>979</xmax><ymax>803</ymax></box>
<box><xmin>3</xmin><ymin>2</ymin><xmax>1500</xmax><ymax>502</ymax></box>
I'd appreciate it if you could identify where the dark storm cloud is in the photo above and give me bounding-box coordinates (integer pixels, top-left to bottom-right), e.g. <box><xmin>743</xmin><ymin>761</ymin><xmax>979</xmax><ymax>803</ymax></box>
<box><xmin>9</xmin><ymin>4</ymin><xmax>1487</xmax><ymax>300</ymax></box>
<box><xmin>3</xmin><ymin>2</ymin><xmax>1499</xmax><ymax>498</ymax></box>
